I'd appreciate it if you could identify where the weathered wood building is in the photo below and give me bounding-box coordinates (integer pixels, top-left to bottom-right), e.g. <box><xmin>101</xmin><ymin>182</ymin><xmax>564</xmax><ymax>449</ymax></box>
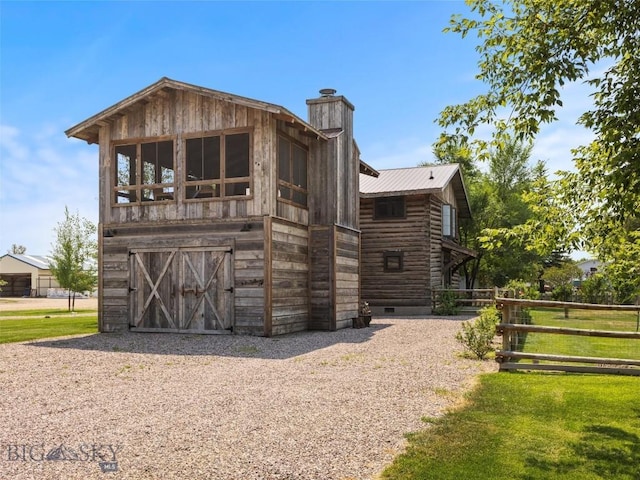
<box><xmin>66</xmin><ymin>78</ymin><xmax>375</xmax><ymax>335</ymax></box>
<box><xmin>359</xmin><ymin>165</ymin><xmax>475</xmax><ymax>315</ymax></box>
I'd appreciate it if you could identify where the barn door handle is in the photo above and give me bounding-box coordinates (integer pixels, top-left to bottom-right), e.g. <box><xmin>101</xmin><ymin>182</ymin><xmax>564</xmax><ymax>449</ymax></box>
<box><xmin>128</xmin><ymin>287</ymin><xmax>137</xmax><ymax>293</ymax></box>
<box><xmin>225</xmin><ymin>287</ymin><xmax>234</xmax><ymax>293</ymax></box>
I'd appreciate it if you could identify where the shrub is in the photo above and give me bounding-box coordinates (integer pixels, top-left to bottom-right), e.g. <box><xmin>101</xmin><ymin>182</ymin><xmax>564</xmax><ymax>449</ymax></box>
<box><xmin>580</xmin><ymin>274</ymin><xmax>612</xmax><ymax>304</ymax></box>
<box><xmin>456</xmin><ymin>305</ymin><xmax>501</xmax><ymax>359</ymax></box>
<box><xmin>434</xmin><ymin>289</ymin><xmax>459</xmax><ymax>315</ymax></box>
<box><xmin>551</xmin><ymin>283</ymin><xmax>574</xmax><ymax>302</ymax></box>
<box><xmin>504</xmin><ymin>279</ymin><xmax>540</xmax><ymax>300</ymax></box>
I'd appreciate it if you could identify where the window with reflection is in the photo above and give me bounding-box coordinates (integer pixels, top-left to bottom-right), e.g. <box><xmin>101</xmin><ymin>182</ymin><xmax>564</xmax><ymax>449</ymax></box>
<box><xmin>114</xmin><ymin>140</ymin><xmax>175</xmax><ymax>204</ymax></box>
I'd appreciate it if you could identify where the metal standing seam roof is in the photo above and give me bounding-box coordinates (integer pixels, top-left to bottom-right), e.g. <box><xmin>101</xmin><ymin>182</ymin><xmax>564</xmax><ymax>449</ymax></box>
<box><xmin>359</xmin><ymin>164</ymin><xmax>471</xmax><ymax>218</ymax></box>
<box><xmin>359</xmin><ymin>164</ymin><xmax>460</xmax><ymax>196</ymax></box>
<box><xmin>1</xmin><ymin>254</ymin><xmax>52</xmax><ymax>270</ymax></box>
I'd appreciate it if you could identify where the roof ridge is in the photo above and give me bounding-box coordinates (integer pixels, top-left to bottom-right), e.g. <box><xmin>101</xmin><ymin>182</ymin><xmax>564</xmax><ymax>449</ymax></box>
<box><xmin>377</xmin><ymin>163</ymin><xmax>459</xmax><ymax>172</ymax></box>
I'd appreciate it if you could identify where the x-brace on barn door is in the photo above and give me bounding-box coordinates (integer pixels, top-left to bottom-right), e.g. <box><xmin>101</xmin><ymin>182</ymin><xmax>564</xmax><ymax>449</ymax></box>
<box><xmin>129</xmin><ymin>247</ymin><xmax>234</xmax><ymax>333</ymax></box>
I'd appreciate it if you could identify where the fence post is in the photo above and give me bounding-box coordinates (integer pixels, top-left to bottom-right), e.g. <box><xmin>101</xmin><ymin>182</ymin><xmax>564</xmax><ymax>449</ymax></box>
<box><xmin>501</xmin><ymin>301</ymin><xmax>511</xmax><ymax>354</ymax></box>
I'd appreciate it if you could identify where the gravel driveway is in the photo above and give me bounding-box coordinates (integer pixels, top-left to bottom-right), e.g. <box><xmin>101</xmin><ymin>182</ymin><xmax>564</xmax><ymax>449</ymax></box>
<box><xmin>1</xmin><ymin>317</ymin><xmax>497</xmax><ymax>479</ymax></box>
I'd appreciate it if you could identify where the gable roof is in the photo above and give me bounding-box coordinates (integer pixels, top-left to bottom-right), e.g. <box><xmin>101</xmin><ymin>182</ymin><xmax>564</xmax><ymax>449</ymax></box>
<box><xmin>65</xmin><ymin>77</ymin><xmax>328</xmax><ymax>144</ymax></box>
<box><xmin>359</xmin><ymin>164</ymin><xmax>471</xmax><ymax>218</ymax></box>
<box><xmin>1</xmin><ymin>254</ymin><xmax>52</xmax><ymax>270</ymax></box>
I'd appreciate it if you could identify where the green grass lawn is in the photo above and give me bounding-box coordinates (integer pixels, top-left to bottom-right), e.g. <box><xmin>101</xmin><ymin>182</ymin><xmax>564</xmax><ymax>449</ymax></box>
<box><xmin>381</xmin><ymin>373</ymin><xmax>640</xmax><ymax>480</ymax></box>
<box><xmin>0</xmin><ymin>310</ymin><xmax>98</xmax><ymax>343</ymax></box>
<box><xmin>516</xmin><ymin>308</ymin><xmax>640</xmax><ymax>361</ymax></box>
<box><xmin>529</xmin><ymin>307</ymin><xmax>640</xmax><ymax>332</ymax></box>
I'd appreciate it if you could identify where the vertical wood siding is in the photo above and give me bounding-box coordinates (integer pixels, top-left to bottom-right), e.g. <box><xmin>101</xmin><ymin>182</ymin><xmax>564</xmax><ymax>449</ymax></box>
<box><xmin>103</xmin><ymin>92</ymin><xmax>277</xmax><ymax>226</ymax></box>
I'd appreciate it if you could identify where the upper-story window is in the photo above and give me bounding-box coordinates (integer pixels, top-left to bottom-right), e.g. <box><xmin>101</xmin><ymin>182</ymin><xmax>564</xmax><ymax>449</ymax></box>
<box><xmin>114</xmin><ymin>139</ymin><xmax>175</xmax><ymax>204</ymax></box>
<box><xmin>185</xmin><ymin>131</ymin><xmax>251</xmax><ymax>199</ymax></box>
<box><xmin>374</xmin><ymin>196</ymin><xmax>405</xmax><ymax>219</ymax></box>
<box><xmin>442</xmin><ymin>204</ymin><xmax>457</xmax><ymax>237</ymax></box>
<box><xmin>277</xmin><ymin>134</ymin><xmax>308</xmax><ymax>207</ymax></box>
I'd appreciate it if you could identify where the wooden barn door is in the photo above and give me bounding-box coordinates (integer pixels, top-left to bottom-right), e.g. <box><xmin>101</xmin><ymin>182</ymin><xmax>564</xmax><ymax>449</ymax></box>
<box><xmin>130</xmin><ymin>247</ymin><xmax>234</xmax><ymax>333</ymax></box>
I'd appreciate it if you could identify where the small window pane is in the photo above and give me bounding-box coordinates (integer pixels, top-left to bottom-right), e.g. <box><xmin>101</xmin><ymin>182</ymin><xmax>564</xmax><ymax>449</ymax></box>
<box><xmin>141</xmin><ymin>142</ymin><xmax>157</xmax><ymax>185</ymax></box>
<box><xmin>187</xmin><ymin>184</ymin><xmax>220</xmax><ymax>199</ymax></box>
<box><xmin>384</xmin><ymin>251</ymin><xmax>404</xmax><ymax>272</ymax></box>
<box><xmin>292</xmin><ymin>190</ymin><xmax>307</xmax><ymax>206</ymax></box>
<box><xmin>375</xmin><ymin>197</ymin><xmax>405</xmax><ymax>218</ymax></box>
<box><xmin>203</xmin><ymin>136</ymin><xmax>220</xmax><ymax>180</ymax></box>
<box><xmin>292</xmin><ymin>144</ymin><xmax>307</xmax><ymax>189</ymax></box>
<box><xmin>116</xmin><ymin>189</ymin><xmax>135</xmax><ymax>204</ymax></box>
<box><xmin>278</xmin><ymin>186</ymin><xmax>291</xmax><ymax>200</ymax></box>
<box><xmin>225</xmin><ymin>133</ymin><xmax>249</xmax><ymax>178</ymax></box>
<box><xmin>186</xmin><ymin>138</ymin><xmax>204</xmax><ymax>180</ymax></box>
<box><xmin>278</xmin><ymin>136</ymin><xmax>290</xmax><ymax>182</ymax></box>
<box><xmin>157</xmin><ymin>141</ymin><xmax>174</xmax><ymax>183</ymax></box>
<box><xmin>115</xmin><ymin>145</ymin><xmax>136</xmax><ymax>187</ymax></box>
<box><xmin>442</xmin><ymin>204</ymin><xmax>452</xmax><ymax>236</ymax></box>
<box><xmin>225</xmin><ymin>182</ymin><xmax>250</xmax><ymax>197</ymax></box>
<box><xmin>141</xmin><ymin>189</ymin><xmax>155</xmax><ymax>201</ymax></box>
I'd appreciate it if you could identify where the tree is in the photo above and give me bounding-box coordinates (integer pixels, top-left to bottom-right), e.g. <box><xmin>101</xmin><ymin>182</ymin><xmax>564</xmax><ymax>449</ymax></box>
<box><xmin>49</xmin><ymin>207</ymin><xmax>97</xmax><ymax>311</ymax></box>
<box><xmin>438</xmin><ymin>0</ymin><xmax>640</xmax><ymax>266</ymax></box>
<box><xmin>430</xmin><ymin>135</ymin><xmax>543</xmax><ymax>287</ymax></box>
<box><xmin>9</xmin><ymin>244</ymin><xmax>26</xmax><ymax>254</ymax></box>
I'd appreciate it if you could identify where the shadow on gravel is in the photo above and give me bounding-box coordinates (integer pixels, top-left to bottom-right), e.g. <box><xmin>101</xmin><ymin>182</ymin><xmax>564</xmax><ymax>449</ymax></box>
<box><xmin>27</xmin><ymin>322</ymin><xmax>394</xmax><ymax>359</ymax></box>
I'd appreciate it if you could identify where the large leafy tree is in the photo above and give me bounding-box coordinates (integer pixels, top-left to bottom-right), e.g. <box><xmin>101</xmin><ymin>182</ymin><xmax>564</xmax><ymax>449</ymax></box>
<box><xmin>438</xmin><ymin>0</ymin><xmax>640</xmax><ymax>296</ymax></box>
<box><xmin>49</xmin><ymin>207</ymin><xmax>97</xmax><ymax>311</ymax></box>
<box><xmin>428</xmin><ymin>136</ymin><xmax>542</xmax><ymax>287</ymax></box>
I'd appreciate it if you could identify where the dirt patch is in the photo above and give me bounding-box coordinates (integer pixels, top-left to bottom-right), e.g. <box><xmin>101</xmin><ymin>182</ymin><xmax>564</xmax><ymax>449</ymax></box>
<box><xmin>0</xmin><ymin>297</ymin><xmax>98</xmax><ymax>311</ymax></box>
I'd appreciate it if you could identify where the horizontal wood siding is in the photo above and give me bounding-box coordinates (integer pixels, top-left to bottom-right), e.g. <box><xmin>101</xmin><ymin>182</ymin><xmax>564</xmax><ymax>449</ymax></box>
<box><xmin>270</xmin><ymin>219</ymin><xmax>309</xmax><ymax>335</ymax></box>
<box><xmin>360</xmin><ymin>195</ymin><xmax>431</xmax><ymax>307</ymax></box>
<box><xmin>309</xmin><ymin>226</ymin><xmax>332</xmax><ymax>330</ymax></box>
<box><xmin>100</xmin><ymin>220</ymin><xmax>265</xmax><ymax>335</ymax></box>
<box><xmin>334</xmin><ymin>227</ymin><xmax>359</xmax><ymax>329</ymax></box>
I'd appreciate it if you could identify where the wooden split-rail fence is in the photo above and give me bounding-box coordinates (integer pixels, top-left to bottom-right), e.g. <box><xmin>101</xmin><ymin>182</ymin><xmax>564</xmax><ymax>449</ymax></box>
<box><xmin>495</xmin><ymin>297</ymin><xmax>640</xmax><ymax>376</ymax></box>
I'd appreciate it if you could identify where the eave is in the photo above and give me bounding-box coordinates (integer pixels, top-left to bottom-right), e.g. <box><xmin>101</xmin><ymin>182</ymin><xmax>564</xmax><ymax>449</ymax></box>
<box><xmin>65</xmin><ymin>77</ymin><xmax>328</xmax><ymax>144</ymax></box>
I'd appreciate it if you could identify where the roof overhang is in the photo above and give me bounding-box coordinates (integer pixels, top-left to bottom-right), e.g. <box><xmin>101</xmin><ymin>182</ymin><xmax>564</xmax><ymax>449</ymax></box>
<box><xmin>65</xmin><ymin>77</ymin><xmax>328</xmax><ymax>144</ymax></box>
<box><xmin>442</xmin><ymin>238</ymin><xmax>477</xmax><ymax>258</ymax></box>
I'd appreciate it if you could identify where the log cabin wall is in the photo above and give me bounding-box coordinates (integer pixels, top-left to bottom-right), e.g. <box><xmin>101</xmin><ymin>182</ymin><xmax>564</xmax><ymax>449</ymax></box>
<box><xmin>429</xmin><ymin>195</ymin><xmax>444</xmax><ymax>291</ymax></box>
<box><xmin>360</xmin><ymin>194</ymin><xmax>432</xmax><ymax>312</ymax></box>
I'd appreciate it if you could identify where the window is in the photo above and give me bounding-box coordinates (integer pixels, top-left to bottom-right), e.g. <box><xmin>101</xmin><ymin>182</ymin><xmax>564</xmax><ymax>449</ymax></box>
<box><xmin>375</xmin><ymin>196</ymin><xmax>405</xmax><ymax>219</ymax></box>
<box><xmin>114</xmin><ymin>140</ymin><xmax>175</xmax><ymax>204</ymax></box>
<box><xmin>442</xmin><ymin>204</ymin><xmax>457</xmax><ymax>237</ymax></box>
<box><xmin>185</xmin><ymin>131</ymin><xmax>251</xmax><ymax>199</ymax></box>
<box><xmin>277</xmin><ymin>134</ymin><xmax>308</xmax><ymax>207</ymax></box>
<box><xmin>384</xmin><ymin>251</ymin><xmax>404</xmax><ymax>272</ymax></box>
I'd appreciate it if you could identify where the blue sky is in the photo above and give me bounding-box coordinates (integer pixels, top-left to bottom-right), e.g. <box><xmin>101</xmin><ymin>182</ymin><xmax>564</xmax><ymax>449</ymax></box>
<box><xmin>0</xmin><ymin>1</ymin><xmax>593</xmax><ymax>256</ymax></box>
